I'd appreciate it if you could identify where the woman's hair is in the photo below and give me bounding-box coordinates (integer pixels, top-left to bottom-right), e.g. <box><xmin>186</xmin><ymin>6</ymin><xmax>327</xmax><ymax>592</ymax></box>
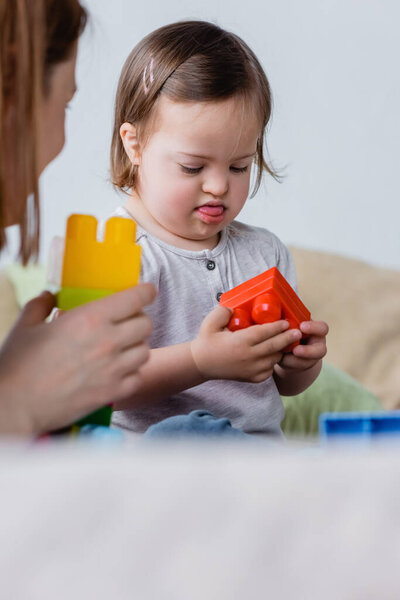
<box><xmin>111</xmin><ymin>21</ymin><xmax>277</xmax><ymax>198</ymax></box>
<box><xmin>0</xmin><ymin>0</ymin><xmax>87</xmax><ymax>263</ymax></box>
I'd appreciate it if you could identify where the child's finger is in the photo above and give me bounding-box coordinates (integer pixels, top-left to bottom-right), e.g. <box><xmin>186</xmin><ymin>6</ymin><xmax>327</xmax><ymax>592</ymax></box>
<box><xmin>241</xmin><ymin>320</ymin><xmax>290</xmax><ymax>345</ymax></box>
<box><xmin>201</xmin><ymin>304</ymin><xmax>233</xmax><ymax>334</ymax></box>
<box><xmin>257</xmin><ymin>352</ymin><xmax>283</xmax><ymax>370</ymax></box>
<box><xmin>253</xmin><ymin>327</ymin><xmax>301</xmax><ymax>355</ymax></box>
<box><xmin>279</xmin><ymin>353</ymin><xmax>311</xmax><ymax>370</ymax></box>
<box><xmin>292</xmin><ymin>340</ymin><xmax>327</xmax><ymax>360</ymax></box>
<box><xmin>300</xmin><ymin>320</ymin><xmax>329</xmax><ymax>336</ymax></box>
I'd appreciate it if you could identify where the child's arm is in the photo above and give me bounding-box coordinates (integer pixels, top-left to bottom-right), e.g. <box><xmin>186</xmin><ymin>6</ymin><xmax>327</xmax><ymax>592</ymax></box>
<box><xmin>115</xmin><ymin>305</ymin><xmax>300</xmax><ymax>409</ymax></box>
<box><xmin>115</xmin><ymin>341</ymin><xmax>203</xmax><ymax>409</ymax></box>
<box><xmin>273</xmin><ymin>320</ymin><xmax>329</xmax><ymax>396</ymax></box>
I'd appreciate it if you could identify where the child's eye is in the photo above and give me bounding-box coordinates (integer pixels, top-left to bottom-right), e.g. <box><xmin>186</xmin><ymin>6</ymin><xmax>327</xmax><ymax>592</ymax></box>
<box><xmin>230</xmin><ymin>165</ymin><xmax>248</xmax><ymax>173</ymax></box>
<box><xmin>180</xmin><ymin>165</ymin><xmax>203</xmax><ymax>175</ymax></box>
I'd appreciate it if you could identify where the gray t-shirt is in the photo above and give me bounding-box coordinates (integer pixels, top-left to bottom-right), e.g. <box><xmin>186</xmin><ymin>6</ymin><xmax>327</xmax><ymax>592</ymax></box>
<box><xmin>111</xmin><ymin>206</ymin><xmax>297</xmax><ymax>435</ymax></box>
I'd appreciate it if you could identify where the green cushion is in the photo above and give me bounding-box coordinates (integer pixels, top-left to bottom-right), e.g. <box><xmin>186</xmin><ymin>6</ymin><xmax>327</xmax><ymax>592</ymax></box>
<box><xmin>6</xmin><ymin>264</ymin><xmax>47</xmax><ymax>307</ymax></box>
<box><xmin>281</xmin><ymin>363</ymin><xmax>382</xmax><ymax>437</ymax></box>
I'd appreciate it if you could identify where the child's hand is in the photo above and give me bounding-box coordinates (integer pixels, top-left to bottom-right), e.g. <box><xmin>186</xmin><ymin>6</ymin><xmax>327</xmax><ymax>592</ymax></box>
<box><xmin>277</xmin><ymin>320</ymin><xmax>328</xmax><ymax>373</ymax></box>
<box><xmin>190</xmin><ymin>306</ymin><xmax>302</xmax><ymax>383</ymax></box>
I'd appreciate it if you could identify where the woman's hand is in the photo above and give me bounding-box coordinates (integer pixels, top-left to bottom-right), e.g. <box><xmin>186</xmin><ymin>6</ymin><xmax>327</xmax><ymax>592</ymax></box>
<box><xmin>0</xmin><ymin>283</ymin><xmax>156</xmax><ymax>435</ymax></box>
<box><xmin>190</xmin><ymin>305</ymin><xmax>302</xmax><ymax>384</ymax></box>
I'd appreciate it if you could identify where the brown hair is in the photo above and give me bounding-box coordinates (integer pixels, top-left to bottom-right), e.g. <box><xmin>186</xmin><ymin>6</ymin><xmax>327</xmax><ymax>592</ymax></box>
<box><xmin>111</xmin><ymin>20</ymin><xmax>277</xmax><ymax>198</ymax></box>
<box><xmin>0</xmin><ymin>0</ymin><xmax>87</xmax><ymax>263</ymax></box>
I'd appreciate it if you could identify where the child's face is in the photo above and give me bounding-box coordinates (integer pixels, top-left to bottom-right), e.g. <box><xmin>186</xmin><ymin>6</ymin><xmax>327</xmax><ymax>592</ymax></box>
<box><xmin>127</xmin><ymin>95</ymin><xmax>261</xmax><ymax>249</ymax></box>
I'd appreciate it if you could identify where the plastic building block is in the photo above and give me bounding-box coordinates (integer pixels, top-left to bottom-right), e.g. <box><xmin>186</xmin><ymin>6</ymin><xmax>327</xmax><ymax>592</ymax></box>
<box><xmin>57</xmin><ymin>214</ymin><xmax>141</xmax><ymax>430</ymax></box>
<box><xmin>58</xmin><ymin>214</ymin><xmax>141</xmax><ymax>310</ymax></box>
<box><xmin>320</xmin><ymin>411</ymin><xmax>400</xmax><ymax>440</ymax></box>
<box><xmin>219</xmin><ymin>267</ymin><xmax>311</xmax><ymax>352</ymax></box>
<box><xmin>78</xmin><ymin>425</ymin><xmax>125</xmax><ymax>442</ymax></box>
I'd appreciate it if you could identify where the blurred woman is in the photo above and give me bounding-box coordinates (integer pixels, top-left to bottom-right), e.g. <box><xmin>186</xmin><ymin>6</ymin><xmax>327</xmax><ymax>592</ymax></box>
<box><xmin>0</xmin><ymin>0</ymin><xmax>155</xmax><ymax>435</ymax></box>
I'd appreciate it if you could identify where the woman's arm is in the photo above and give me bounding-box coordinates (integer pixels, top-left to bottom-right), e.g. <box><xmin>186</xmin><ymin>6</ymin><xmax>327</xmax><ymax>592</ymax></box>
<box><xmin>0</xmin><ymin>284</ymin><xmax>155</xmax><ymax>435</ymax></box>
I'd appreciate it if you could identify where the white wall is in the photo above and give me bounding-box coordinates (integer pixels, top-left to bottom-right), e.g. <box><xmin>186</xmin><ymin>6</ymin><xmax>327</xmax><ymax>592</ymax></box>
<box><xmin>4</xmin><ymin>0</ymin><xmax>400</xmax><ymax>269</ymax></box>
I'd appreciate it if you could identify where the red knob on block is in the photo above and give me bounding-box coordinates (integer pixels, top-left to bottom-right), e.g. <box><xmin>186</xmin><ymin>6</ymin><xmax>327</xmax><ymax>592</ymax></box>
<box><xmin>228</xmin><ymin>308</ymin><xmax>252</xmax><ymax>331</ymax></box>
<box><xmin>251</xmin><ymin>293</ymin><xmax>281</xmax><ymax>324</ymax></box>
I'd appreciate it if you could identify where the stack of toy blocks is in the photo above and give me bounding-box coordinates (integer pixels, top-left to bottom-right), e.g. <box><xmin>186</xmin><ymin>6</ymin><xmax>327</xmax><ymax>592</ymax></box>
<box><xmin>57</xmin><ymin>214</ymin><xmax>141</xmax><ymax>430</ymax></box>
<box><xmin>219</xmin><ymin>267</ymin><xmax>311</xmax><ymax>352</ymax></box>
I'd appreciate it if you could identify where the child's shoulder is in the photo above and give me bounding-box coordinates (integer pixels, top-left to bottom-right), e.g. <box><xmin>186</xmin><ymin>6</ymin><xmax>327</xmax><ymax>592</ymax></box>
<box><xmin>227</xmin><ymin>220</ymin><xmax>287</xmax><ymax>251</ymax></box>
<box><xmin>228</xmin><ymin>220</ymin><xmax>296</xmax><ymax>285</ymax></box>
<box><xmin>111</xmin><ymin>206</ymin><xmax>147</xmax><ymax>242</ymax></box>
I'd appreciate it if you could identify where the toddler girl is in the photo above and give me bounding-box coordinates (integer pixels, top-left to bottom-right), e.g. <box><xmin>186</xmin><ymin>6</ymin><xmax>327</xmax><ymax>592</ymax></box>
<box><xmin>109</xmin><ymin>21</ymin><xmax>328</xmax><ymax>437</ymax></box>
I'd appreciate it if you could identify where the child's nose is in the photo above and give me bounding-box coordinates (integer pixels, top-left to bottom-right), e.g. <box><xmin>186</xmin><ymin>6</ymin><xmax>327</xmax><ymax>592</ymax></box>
<box><xmin>202</xmin><ymin>173</ymin><xmax>229</xmax><ymax>197</ymax></box>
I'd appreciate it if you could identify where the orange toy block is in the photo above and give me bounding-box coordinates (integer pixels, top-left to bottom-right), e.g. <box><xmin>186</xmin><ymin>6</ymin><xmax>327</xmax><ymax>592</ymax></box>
<box><xmin>219</xmin><ymin>267</ymin><xmax>311</xmax><ymax>352</ymax></box>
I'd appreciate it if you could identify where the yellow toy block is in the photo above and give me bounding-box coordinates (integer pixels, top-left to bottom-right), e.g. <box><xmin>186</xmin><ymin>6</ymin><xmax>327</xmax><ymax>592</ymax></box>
<box><xmin>54</xmin><ymin>213</ymin><xmax>141</xmax><ymax>432</ymax></box>
<box><xmin>61</xmin><ymin>214</ymin><xmax>141</xmax><ymax>291</ymax></box>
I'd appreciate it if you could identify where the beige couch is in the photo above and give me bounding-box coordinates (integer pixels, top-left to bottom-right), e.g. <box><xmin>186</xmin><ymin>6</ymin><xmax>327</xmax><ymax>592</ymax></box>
<box><xmin>290</xmin><ymin>247</ymin><xmax>400</xmax><ymax>409</ymax></box>
<box><xmin>1</xmin><ymin>247</ymin><xmax>399</xmax><ymax>408</ymax></box>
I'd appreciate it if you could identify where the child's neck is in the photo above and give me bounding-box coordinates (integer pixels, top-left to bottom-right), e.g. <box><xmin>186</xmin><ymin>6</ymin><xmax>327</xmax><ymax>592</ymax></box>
<box><xmin>125</xmin><ymin>194</ymin><xmax>221</xmax><ymax>251</ymax></box>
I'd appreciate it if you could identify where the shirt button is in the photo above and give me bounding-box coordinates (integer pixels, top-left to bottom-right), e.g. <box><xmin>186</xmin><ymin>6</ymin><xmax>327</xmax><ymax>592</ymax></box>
<box><xmin>206</xmin><ymin>260</ymin><xmax>216</xmax><ymax>270</ymax></box>
<box><xmin>216</xmin><ymin>292</ymin><xmax>223</xmax><ymax>302</ymax></box>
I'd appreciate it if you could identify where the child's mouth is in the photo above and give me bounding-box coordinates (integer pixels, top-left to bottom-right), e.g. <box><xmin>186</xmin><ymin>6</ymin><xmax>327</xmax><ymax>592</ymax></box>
<box><xmin>196</xmin><ymin>204</ymin><xmax>226</xmax><ymax>223</ymax></box>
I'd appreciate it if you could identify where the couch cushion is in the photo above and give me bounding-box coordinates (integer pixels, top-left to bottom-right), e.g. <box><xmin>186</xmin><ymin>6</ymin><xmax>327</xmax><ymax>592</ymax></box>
<box><xmin>290</xmin><ymin>247</ymin><xmax>400</xmax><ymax>409</ymax></box>
<box><xmin>282</xmin><ymin>362</ymin><xmax>381</xmax><ymax>437</ymax></box>
<box><xmin>6</xmin><ymin>264</ymin><xmax>47</xmax><ymax>308</ymax></box>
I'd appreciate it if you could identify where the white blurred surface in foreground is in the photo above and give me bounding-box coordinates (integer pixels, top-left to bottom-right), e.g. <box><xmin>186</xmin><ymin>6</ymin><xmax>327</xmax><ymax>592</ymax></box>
<box><xmin>1</xmin><ymin>441</ymin><xmax>399</xmax><ymax>599</ymax></box>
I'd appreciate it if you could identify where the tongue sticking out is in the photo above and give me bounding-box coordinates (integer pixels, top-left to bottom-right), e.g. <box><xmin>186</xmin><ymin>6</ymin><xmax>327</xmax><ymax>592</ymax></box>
<box><xmin>197</xmin><ymin>205</ymin><xmax>224</xmax><ymax>216</ymax></box>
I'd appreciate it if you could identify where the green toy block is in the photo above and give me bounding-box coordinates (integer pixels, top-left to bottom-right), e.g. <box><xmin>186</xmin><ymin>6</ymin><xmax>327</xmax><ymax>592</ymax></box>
<box><xmin>57</xmin><ymin>287</ymin><xmax>113</xmax><ymax>310</ymax></box>
<box><xmin>76</xmin><ymin>405</ymin><xmax>113</xmax><ymax>428</ymax></box>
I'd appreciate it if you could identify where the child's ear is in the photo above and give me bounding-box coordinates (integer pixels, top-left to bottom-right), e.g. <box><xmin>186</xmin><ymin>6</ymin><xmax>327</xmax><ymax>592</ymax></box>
<box><xmin>120</xmin><ymin>123</ymin><xmax>141</xmax><ymax>165</ymax></box>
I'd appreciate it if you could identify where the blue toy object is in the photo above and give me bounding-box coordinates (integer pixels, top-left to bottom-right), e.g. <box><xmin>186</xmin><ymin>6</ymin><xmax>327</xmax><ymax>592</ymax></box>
<box><xmin>78</xmin><ymin>425</ymin><xmax>125</xmax><ymax>442</ymax></box>
<box><xmin>320</xmin><ymin>411</ymin><xmax>400</xmax><ymax>440</ymax></box>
